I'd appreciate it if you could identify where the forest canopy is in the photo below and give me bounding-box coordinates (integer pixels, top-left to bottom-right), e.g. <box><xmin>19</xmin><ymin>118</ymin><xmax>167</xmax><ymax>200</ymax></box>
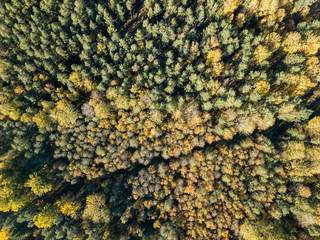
<box><xmin>0</xmin><ymin>0</ymin><xmax>320</xmax><ymax>239</ymax></box>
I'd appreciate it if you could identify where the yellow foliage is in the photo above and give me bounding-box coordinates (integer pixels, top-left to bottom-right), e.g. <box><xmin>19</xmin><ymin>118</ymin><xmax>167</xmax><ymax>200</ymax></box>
<box><xmin>222</xmin><ymin>0</ymin><xmax>242</xmax><ymax>16</ymax></box>
<box><xmin>296</xmin><ymin>185</ymin><xmax>312</xmax><ymax>198</ymax></box>
<box><xmin>283</xmin><ymin>141</ymin><xmax>305</xmax><ymax>161</ymax></box>
<box><xmin>39</xmin><ymin>74</ymin><xmax>49</xmax><ymax>81</ymax></box>
<box><xmin>66</xmin><ymin>91</ymin><xmax>80</xmax><ymax>102</ymax></box>
<box><xmin>130</xmin><ymin>84</ymin><xmax>140</xmax><ymax>94</ymax></box>
<box><xmin>252</xmin><ymin>45</ymin><xmax>270</xmax><ymax>63</ymax></box>
<box><xmin>83</xmin><ymin>193</ymin><xmax>109</xmax><ymax>223</ymax></box>
<box><xmin>83</xmin><ymin>78</ymin><xmax>96</xmax><ymax>91</ymax></box>
<box><xmin>91</xmin><ymin>100</ymin><xmax>111</xmax><ymax>119</ymax></box>
<box><xmin>56</xmin><ymin>195</ymin><xmax>80</xmax><ymax>216</ymax></box>
<box><xmin>289</xmin><ymin>75</ymin><xmax>316</xmax><ymax>96</ymax></box>
<box><xmin>206</xmin><ymin>49</ymin><xmax>222</xmax><ymax>64</ymax></box>
<box><xmin>0</xmin><ymin>151</ymin><xmax>17</xmax><ymax>170</ymax></box>
<box><xmin>256</xmin><ymin>114</ymin><xmax>275</xmax><ymax>131</ymax></box>
<box><xmin>289</xmin><ymin>147</ymin><xmax>320</xmax><ymax>176</ymax></box>
<box><xmin>276</xmin><ymin>8</ymin><xmax>286</xmax><ymax>22</ymax></box>
<box><xmin>282</xmin><ymin>74</ymin><xmax>317</xmax><ymax>96</ymax></box>
<box><xmin>69</xmin><ymin>72</ymin><xmax>83</xmax><ymax>89</ymax></box>
<box><xmin>194</xmin><ymin>150</ymin><xmax>205</xmax><ymax>162</ymax></box>
<box><xmin>306</xmin><ymin>117</ymin><xmax>320</xmax><ymax>137</ymax></box>
<box><xmin>253</xmin><ymin>80</ymin><xmax>270</xmax><ymax>95</ymax></box>
<box><xmin>0</xmin><ymin>228</ymin><xmax>10</xmax><ymax>240</ymax></box>
<box><xmin>239</xmin><ymin>219</ymin><xmax>288</xmax><ymax>240</ymax></box>
<box><xmin>32</xmin><ymin>111</ymin><xmax>51</xmax><ymax>128</ymax></box>
<box><xmin>282</xmin><ymin>32</ymin><xmax>303</xmax><ymax>53</ymax></box>
<box><xmin>212</xmin><ymin>62</ymin><xmax>224</xmax><ymax>77</ymax></box>
<box><xmin>50</xmin><ymin>100</ymin><xmax>80</xmax><ymax>127</ymax></box>
<box><xmin>246</xmin><ymin>0</ymin><xmax>260</xmax><ymax>13</ymax></box>
<box><xmin>299</xmin><ymin>6</ymin><xmax>310</xmax><ymax>19</ymax></box>
<box><xmin>20</xmin><ymin>113</ymin><xmax>32</xmax><ymax>123</ymax></box>
<box><xmin>97</xmin><ymin>42</ymin><xmax>107</xmax><ymax>55</ymax></box>
<box><xmin>39</xmin><ymin>100</ymin><xmax>55</xmax><ymax>111</ymax></box>
<box><xmin>0</xmin><ymin>103</ymin><xmax>21</xmax><ymax>120</ymax></box>
<box><xmin>33</xmin><ymin>204</ymin><xmax>59</xmax><ymax>229</ymax></box>
<box><xmin>280</xmin><ymin>0</ymin><xmax>294</xmax><ymax>7</ymax></box>
<box><xmin>236</xmin><ymin>13</ymin><xmax>246</xmax><ymax>27</ymax></box>
<box><xmin>153</xmin><ymin>220</ymin><xmax>161</xmax><ymax>229</ymax></box>
<box><xmin>303</xmin><ymin>34</ymin><xmax>320</xmax><ymax>56</ymax></box>
<box><xmin>0</xmin><ymin>151</ymin><xmax>19</xmax><ymax>163</ymax></box>
<box><xmin>247</xmin><ymin>0</ymin><xmax>289</xmax><ymax>18</ymax></box>
<box><xmin>305</xmin><ymin>56</ymin><xmax>320</xmax><ymax>77</ymax></box>
<box><xmin>188</xmin><ymin>115</ymin><xmax>203</xmax><ymax>129</ymax></box>
<box><xmin>150</xmin><ymin>110</ymin><xmax>164</xmax><ymax>125</ymax></box>
<box><xmin>184</xmin><ymin>183</ymin><xmax>196</xmax><ymax>195</ymax></box>
<box><xmin>69</xmin><ymin>72</ymin><xmax>95</xmax><ymax>92</ymax></box>
<box><xmin>0</xmin><ymin>195</ymin><xmax>31</xmax><ymax>213</ymax></box>
<box><xmin>106</xmin><ymin>87</ymin><xmax>118</xmax><ymax>100</ymax></box>
<box><xmin>56</xmin><ymin>99</ymin><xmax>69</xmax><ymax>111</ymax></box>
<box><xmin>14</xmin><ymin>86</ymin><xmax>24</xmax><ymax>95</ymax></box>
<box><xmin>0</xmin><ymin>60</ymin><xmax>7</xmax><ymax>73</ymax></box>
<box><xmin>0</xmin><ymin>174</ymin><xmax>32</xmax><ymax>212</ymax></box>
<box><xmin>265</xmin><ymin>32</ymin><xmax>282</xmax><ymax>51</ymax></box>
<box><xmin>25</xmin><ymin>172</ymin><xmax>52</xmax><ymax>196</ymax></box>
<box><xmin>307</xmin><ymin>146</ymin><xmax>320</xmax><ymax>162</ymax></box>
<box><xmin>98</xmin><ymin>119</ymin><xmax>111</xmax><ymax>129</ymax></box>
<box><xmin>172</xmin><ymin>108</ymin><xmax>183</xmax><ymax>122</ymax></box>
<box><xmin>114</xmin><ymin>95</ymin><xmax>130</xmax><ymax>110</ymax></box>
<box><xmin>55</xmin><ymin>87</ymin><xmax>66</xmax><ymax>100</ymax></box>
<box><xmin>258</xmin><ymin>0</ymin><xmax>280</xmax><ymax>15</ymax></box>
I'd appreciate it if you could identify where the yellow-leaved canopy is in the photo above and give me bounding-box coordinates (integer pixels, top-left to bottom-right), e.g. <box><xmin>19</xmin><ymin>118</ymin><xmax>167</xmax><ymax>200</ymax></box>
<box><xmin>0</xmin><ymin>228</ymin><xmax>10</xmax><ymax>240</ymax></box>
<box><xmin>56</xmin><ymin>195</ymin><xmax>80</xmax><ymax>216</ymax></box>
<box><xmin>83</xmin><ymin>193</ymin><xmax>110</xmax><ymax>223</ymax></box>
<box><xmin>25</xmin><ymin>172</ymin><xmax>52</xmax><ymax>196</ymax></box>
<box><xmin>50</xmin><ymin>99</ymin><xmax>80</xmax><ymax>127</ymax></box>
<box><xmin>33</xmin><ymin>204</ymin><xmax>59</xmax><ymax>229</ymax></box>
<box><xmin>252</xmin><ymin>45</ymin><xmax>270</xmax><ymax>63</ymax></box>
<box><xmin>206</xmin><ymin>49</ymin><xmax>222</xmax><ymax>64</ymax></box>
<box><xmin>69</xmin><ymin>71</ymin><xmax>96</xmax><ymax>92</ymax></box>
<box><xmin>0</xmin><ymin>173</ymin><xmax>33</xmax><ymax>212</ymax></box>
<box><xmin>306</xmin><ymin>117</ymin><xmax>320</xmax><ymax>137</ymax></box>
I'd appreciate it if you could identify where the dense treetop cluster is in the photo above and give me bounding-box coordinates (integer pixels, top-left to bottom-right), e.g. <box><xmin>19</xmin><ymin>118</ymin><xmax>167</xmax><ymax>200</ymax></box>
<box><xmin>0</xmin><ymin>0</ymin><xmax>320</xmax><ymax>239</ymax></box>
